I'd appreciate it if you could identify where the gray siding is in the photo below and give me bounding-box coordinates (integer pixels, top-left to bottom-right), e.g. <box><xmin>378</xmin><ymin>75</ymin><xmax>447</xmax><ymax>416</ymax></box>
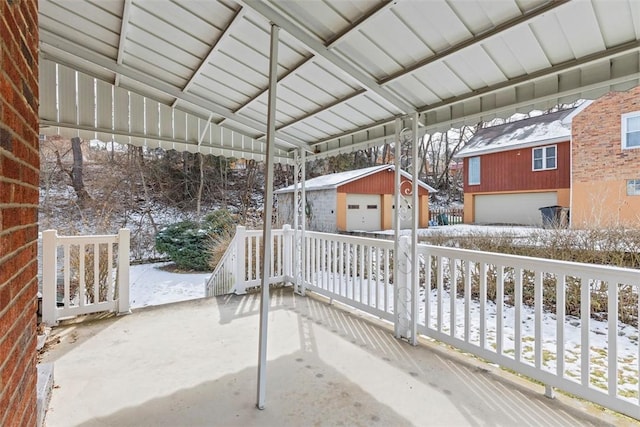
<box><xmin>276</xmin><ymin>190</ymin><xmax>337</xmax><ymax>232</ymax></box>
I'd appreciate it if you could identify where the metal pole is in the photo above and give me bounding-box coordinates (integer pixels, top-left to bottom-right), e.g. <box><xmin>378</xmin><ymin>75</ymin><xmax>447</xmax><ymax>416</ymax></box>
<box><xmin>411</xmin><ymin>112</ymin><xmax>419</xmax><ymax>345</ymax></box>
<box><xmin>257</xmin><ymin>23</ymin><xmax>279</xmax><ymax>410</ymax></box>
<box><xmin>393</xmin><ymin>118</ymin><xmax>401</xmax><ymax>339</ymax></box>
<box><xmin>298</xmin><ymin>149</ymin><xmax>307</xmax><ymax>295</ymax></box>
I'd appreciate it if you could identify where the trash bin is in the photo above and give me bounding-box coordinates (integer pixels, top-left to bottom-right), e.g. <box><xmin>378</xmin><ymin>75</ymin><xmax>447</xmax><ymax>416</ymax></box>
<box><xmin>437</xmin><ymin>213</ymin><xmax>448</xmax><ymax>226</ymax></box>
<box><xmin>538</xmin><ymin>205</ymin><xmax>563</xmax><ymax>228</ymax></box>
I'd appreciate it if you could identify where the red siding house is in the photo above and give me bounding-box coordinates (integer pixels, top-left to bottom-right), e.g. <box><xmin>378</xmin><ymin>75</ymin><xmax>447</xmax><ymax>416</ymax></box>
<box><xmin>457</xmin><ymin>105</ymin><xmax>588</xmax><ymax>226</ymax></box>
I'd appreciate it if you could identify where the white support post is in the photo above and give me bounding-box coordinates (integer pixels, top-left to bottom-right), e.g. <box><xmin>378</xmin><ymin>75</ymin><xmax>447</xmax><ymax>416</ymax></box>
<box><xmin>299</xmin><ymin>149</ymin><xmax>306</xmax><ymax>296</ymax></box>
<box><xmin>257</xmin><ymin>23</ymin><xmax>279</xmax><ymax>411</ymax></box>
<box><xmin>117</xmin><ymin>228</ymin><xmax>131</xmax><ymax>315</ymax></box>
<box><xmin>235</xmin><ymin>226</ymin><xmax>247</xmax><ymax>295</ymax></box>
<box><xmin>283</xmin><ymin>225</ymin><xmax>292</xmax><ymax>280</ymax></box>
<box><xmin>410</xmin><ymin>111</ymin><xmax>419</xmax><ymax>346</ymax></box>
<box><xmin>42</xmin><ymin>230</ymin><xmax>58</xmax><ymax>326</ymax></box>
<box><xmin>393</xmin><ymin>118</ymin><xmax>402</xmax><ymax>339</ymax></box>
<box><xmin>396</xmin><ymin>235</ymin><xmax>411</xmax><ymax>339</ymax></box>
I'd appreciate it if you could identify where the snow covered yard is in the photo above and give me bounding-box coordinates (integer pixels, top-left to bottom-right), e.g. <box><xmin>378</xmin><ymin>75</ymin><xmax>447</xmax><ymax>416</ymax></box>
<box><xmin>129</xmin><ymin>262</ymin><xmax>209</xmax><ymax>309</ymax></box>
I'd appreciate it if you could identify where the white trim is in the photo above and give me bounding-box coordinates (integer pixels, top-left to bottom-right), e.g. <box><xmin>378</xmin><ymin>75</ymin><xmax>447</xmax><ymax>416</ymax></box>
<box><xmin>468</xmin><ymin>156</ymin><xmax>480</xmax><ymax>186</ymax></box>
<box><xmin>621</xmin><ymin>111</ymin><xmax>640</xmax><ymax>150</ymax></box>
<box><xmin>532</xmin><ymin>144</ymin><xmax>557</xmax><ymax>171</ymax></box>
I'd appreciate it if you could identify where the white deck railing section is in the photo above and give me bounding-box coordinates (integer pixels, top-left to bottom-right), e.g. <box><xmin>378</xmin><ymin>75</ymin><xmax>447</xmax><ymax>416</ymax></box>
<box><xmin>41</xmin><ymin>229</ymin><xmax>130</xmax><ymax>325</ymax></box>
<box><xmin>206</xmin><ymin>225</ymin><xmax>293</xmax><ymax>296</ymax></box>
<box><xmin>208</xmin><ymin>225</ymin><xmax>639</xmax><ymax>420</ymax></box>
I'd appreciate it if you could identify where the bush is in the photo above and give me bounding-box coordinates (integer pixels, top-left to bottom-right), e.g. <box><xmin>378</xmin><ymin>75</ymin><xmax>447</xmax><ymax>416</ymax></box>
<box><xmin>155</xmin><ymin>210</ymin><xmax>235</xmax><ymax>271</ymax></box>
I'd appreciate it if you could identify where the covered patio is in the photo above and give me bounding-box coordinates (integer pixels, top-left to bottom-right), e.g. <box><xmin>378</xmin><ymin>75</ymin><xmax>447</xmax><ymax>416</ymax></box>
<box><xmin>41</xmin><ymin>288</ymin><xmax>620</xmax><ymax>427</ymax></box>
<box><xmin>32</xmin><ymin>0</ymin><xmax>640</xmax><ymax>423</ymax></box>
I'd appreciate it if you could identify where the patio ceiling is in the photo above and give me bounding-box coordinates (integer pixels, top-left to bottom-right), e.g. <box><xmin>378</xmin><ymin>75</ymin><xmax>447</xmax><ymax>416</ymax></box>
<box><xmin>38</xmin><ymin>0</ymin><xmax>640</xmax><ymax>163</ymax></box>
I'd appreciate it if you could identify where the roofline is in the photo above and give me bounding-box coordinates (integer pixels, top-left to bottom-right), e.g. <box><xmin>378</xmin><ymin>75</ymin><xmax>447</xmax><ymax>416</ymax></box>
<box><xmin>456</xmin><ymin>135</ymin><xmax>570</xmax><ymax>158</ymax></box>
<box><xmin>275</xmin><ymin>164</ymin><xmax>438</xmax><ymax>194</ymax></box>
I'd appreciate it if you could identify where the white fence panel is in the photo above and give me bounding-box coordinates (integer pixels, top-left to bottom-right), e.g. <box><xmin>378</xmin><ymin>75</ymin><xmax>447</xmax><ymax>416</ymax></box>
<box><xmin>303</xmin><ymin>231</ymin><xmax>396</xmax><ymax>323</ymax></box>
<box><xmin>416</xmin><ymin>244</ymin><xmax>640</xmax><ymax>420</ymax></box>
<box><xmin>42</xmin><ymin>229</ymin><xmax>130</xmax><ymax>325</ymax></box>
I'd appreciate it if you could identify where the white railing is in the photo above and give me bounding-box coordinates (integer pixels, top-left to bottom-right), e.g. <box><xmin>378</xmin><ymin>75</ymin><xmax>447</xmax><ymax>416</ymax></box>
<box><xmin>207</xmin><ymin>225</ymin><xmax>639</xmax><ymax>420</ymax></box>
<box><xmin>41</xmin><ymin>229</ymin><xmax>130</xmax><ymax>325</ymax></box>
<box><xmin>416</xmin><ymin>245</ymin><xmax>639</xmax><ymax>419</ymax></box>
<box><xmin>206</xmin><ymin>225</ymin><xmax>293</xmax><ymax>296</ymax></box>
<box><xmin>302</xmin><ymin>231</ymin><xmax>396</xmax><ymax>323</ymax></box>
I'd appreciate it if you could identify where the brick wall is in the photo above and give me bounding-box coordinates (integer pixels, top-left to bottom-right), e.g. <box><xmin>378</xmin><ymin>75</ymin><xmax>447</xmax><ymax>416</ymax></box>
<box><xmin>572</xmin><ymin>85</ymin><xmax>640</xmax><ymax>184</ymax></box>
<box><xmin>0</xmin><ymin>0</ymin><xmax>40</xmax><ymax>425</ymax></box>
<box><xmin>572</xmin><ymin>85</ymin><xmax>640</xmax><ymax>227</ymax></box>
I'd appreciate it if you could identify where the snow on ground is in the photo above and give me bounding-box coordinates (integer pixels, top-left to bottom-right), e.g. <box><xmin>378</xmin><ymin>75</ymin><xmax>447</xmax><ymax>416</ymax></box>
<box><xmin>374</xmin><ymin>224</ymin><xmax>541</xmax><ymax>237</ymax></box>
<box><xmin>129</xmin><ymin>262</ymin><xmax>209</xmax><ymax>309</ymax></box>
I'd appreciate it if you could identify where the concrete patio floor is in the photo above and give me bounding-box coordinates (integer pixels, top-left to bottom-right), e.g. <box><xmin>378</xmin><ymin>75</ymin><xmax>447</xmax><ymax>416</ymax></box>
<box><xmin>41</xmin><ymin>288</ymin><xmax>633</xmax><ymax>426</ymax></box>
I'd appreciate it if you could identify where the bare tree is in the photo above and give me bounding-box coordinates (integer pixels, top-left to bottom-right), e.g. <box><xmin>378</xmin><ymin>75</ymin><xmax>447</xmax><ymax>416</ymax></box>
<box><xmin>55</xmin><ymin>137</ymin><xmax>91</xmax><ymax>206</ymax></box>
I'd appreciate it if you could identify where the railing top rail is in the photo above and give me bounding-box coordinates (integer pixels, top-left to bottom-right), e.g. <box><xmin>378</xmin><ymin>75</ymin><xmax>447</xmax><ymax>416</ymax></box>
<box><xmin>305</xmin><ymin>230</ymin><xmax>395</xmax><ymax>249</ymax></box>
<box><xmin>54</xmin><ymin>234</ymin><xmax>120</xmax><ymax>243</ymax></box>
<box><xmin>419</xmin><ymin>243</ymin><xmax>640</xmax><ymax>282</ymax></box>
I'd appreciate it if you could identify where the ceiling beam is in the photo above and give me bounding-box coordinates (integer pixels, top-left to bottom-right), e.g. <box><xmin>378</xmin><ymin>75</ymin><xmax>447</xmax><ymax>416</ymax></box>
<box><xmin>114</xmin><ymin>0</ymin><xmax>132</xmax><ymax>87</ymax></box>
<box><xmin>325</xmin><ymin>0</ymin><xmax>397</xmax><ymax>49</ymax></box>
<box><xmin>417</xmin><ymin>39</ymin><xmax>640</xmax><ymax>115</ymax></box>
<box><xmin>173</xmin><ymin>7</ymin><xmax>245</xmax><ymax>108</ymax></box>
<box><xmin>240</xmin><ymin>0</ymin><xmax>416</xmax><ymax>114</ymax></box>
<box><xmin>39</xmin><ymin>30</ymin><xmax>311</xmax><ymax>152</ymax></box>
<box><xmin>309</xmin><ymin>40</ymin><xmax>640</xmax><ymax>150</ymax></box>
<box><xmin>222</xmin><ymin>1</ymin><xmax>397</xmax><ymax>134</ymax></box>
<box><xmin>379</xmin><ymin>0</ymin><xmax>571</xmax><ymax>86</ymax></box>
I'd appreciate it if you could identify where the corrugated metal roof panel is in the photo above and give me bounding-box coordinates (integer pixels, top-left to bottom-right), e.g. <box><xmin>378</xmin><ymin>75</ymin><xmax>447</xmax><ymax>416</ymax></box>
<box><xmin>38</xmin><ymin>0</ymin><xmax>640</xmax><ymax>163</ymax></box>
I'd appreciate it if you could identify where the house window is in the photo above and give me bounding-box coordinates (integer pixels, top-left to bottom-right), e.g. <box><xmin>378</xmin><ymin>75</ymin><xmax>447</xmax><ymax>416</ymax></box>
<box><xmin>627</xmin><ymin>179</ymin><xmax>640</xmax><ymax>196</ymax></box>
<box><xmin>367</xmin><ymin>205</ymin><xmax>377</xmax><ymax>209</ymax></box>
<box><xmin>468</xmin><ymin>157</ymin><xmax>480</xmax><ymax>185</ymax></box>
<box><xmin>622</xmin><ymin>112</ymin><xmax>640</xmax><ymax>149</ymax></box>
<box><xmin>348</xmin><ymin>204</ymin><xmax>359</xmax><ymax>209</ymax></box>
<box><xmin>532</xmin><ymin>145</ymin><xmax>556</xmax><ymax>171</ymax></box>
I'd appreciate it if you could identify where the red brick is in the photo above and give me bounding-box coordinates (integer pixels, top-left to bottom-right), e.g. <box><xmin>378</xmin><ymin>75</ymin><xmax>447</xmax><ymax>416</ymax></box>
<box><xmin>0</xmin><ymin>2</ymin><xmax>39</xmax><ymax>424</ymax></box>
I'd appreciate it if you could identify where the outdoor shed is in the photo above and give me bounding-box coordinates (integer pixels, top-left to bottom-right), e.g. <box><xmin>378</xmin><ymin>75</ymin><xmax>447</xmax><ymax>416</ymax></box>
<box><xmin>276</xmin><ymin>165</ymin><xmax>435</xmax><ymax>232</ymax></box>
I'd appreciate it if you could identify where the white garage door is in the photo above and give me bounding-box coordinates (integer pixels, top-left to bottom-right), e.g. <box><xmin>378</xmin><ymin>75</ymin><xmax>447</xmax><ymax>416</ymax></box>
<box><xmin>475</xmin><ymin>192</ymin><xmax>557</xmax><ymax>225</ymax></box>
<box><xmin>346</xmin><ymin>194</ymin><xmax>381</xmax><ymax>231</ymax></box>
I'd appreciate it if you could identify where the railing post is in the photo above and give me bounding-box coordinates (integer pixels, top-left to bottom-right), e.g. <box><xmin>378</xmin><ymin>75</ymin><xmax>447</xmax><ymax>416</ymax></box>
<box><xmin>395</xmin><ymin>235</ymin><xmax>412</xmax><ymax>340</ymax></box>
<box><xmin>117</xmin><ymin>228</ymin><xmax>131</xmax><ymax>315</ymax></box>
<box><xmin>42</xmin><ymin>230</ymin><xmax>58</xmax><ymax>326</ymax></box>
<box><xmin>282</xmin><ymin>225</ymin><xmax>292</xmax><ymax>281</ymax></box>
<box><xmin>235</xmin><ymin>226</ymin><xmax>247</xmax><ymax>294</ymax></box>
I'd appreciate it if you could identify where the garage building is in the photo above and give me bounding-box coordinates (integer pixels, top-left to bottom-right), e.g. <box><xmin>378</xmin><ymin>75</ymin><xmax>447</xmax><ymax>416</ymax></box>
<box><xmin>276</xmin><ymin>165</ymin><xmax>435</xmax><ymax>232</ymax></box>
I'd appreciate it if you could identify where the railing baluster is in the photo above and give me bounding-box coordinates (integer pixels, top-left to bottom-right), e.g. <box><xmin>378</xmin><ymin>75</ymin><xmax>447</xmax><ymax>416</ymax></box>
<box><xmin>479</xmin><ymin>262</ymin><xmax>486</xmax><ymax>349</ymax></box>
<box><xmin>437</xmin><ymin>255</ymin><xmax>443</xmax><ymax>332</ymax></box>
<box><xmin>359</xmin><ymin>244</ymin><xmax>365</xmax><ymax>303</ymax></box>
<box><xmin>608</xmin><ymin>281</ymin><xmax>618</xmax><ymax>397</ymax></box>
<box><xmin>64</xmin><ymin>243</ymin><xmax>70</xmax><ymax>308</ymax></box>
<box><xmin>496</xmin><ymin>265</ymin><xmax>504</xmax><ymax>355</ymax></box>
<box><xmin>384</xmin><ymin>248</ymin><xmax>389</xmax><ymax>313</ymax></box>
<box><xmin>464</xmin><ymin>259</ymin><xmax>471</xmax><ymax>342</ymax></box>
<box><xmin>515</xmin><ymin>267</ymin><xmax>522</xmax><ymax>362</ymax></box>
<box><xmin>556</xmin><ymin>274</ymin><xmax>566</xmax><ymax>377</ymax></box>
<box><xmin>107</xmin><ymin>241</ymin><xmax>114</xmax><ymax>300</ymax></box>
<box><xmin>581</xmin><ymin>276</ymin><xmax>590</xmax><ymax>387</ymax></box>
<box><xmin>534</xmin><ymin>270</ymin><xmax>543</xmax><ymax>369</ymax></box>
<box><xmin>450</xmin><ymin>257</ymin><xmax>457</xmax><ymax>338</ymax></box>
<box><xmin>93</xmin><ymin>243</ymin><xmax>99</xmax><ymax>303</ymax></box>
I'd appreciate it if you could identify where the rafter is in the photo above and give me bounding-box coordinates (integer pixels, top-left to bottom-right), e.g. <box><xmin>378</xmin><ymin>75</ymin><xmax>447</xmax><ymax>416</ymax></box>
<box><xmin>379</xmin><ymin>0</ymin><xmax>571</xmax><ymax>86</ymax></box>
<box><xmin>114</xmin><ymin>0</ymin><xmax>132</xmax><ymax>87</ymax></box>
<box><xmin>173</xmin><ymin>7</ymin><xmax>245</xmax><ymax>108</ymax></box>
<box><xmin>240</xmin><ymin>0</ymin><xmax>415</xmax><ymax>114</ymax></box>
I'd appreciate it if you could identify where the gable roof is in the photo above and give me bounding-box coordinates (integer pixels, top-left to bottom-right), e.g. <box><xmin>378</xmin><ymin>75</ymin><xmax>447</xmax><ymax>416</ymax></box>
<box><xmin>275</xmin><ymin>165</ymin><xmax>437</xmax><ymax>194</ymax></box>
<box><xmin>457</xmin><ymin>102</ymin><xmax>592</xmax><ymax>158</ymax></box>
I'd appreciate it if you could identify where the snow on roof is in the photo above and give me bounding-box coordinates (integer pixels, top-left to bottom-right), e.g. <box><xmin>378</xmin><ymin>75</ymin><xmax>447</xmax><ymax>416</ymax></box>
<box><xmin>457</xmin><ymin>103</ymin><xmax>589</xmax><ymax>158</ymax></box>
<box><xmin>275</xmin><ymin>164</ymin><xmax>437</xmax><ymax>194</ymax></box>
